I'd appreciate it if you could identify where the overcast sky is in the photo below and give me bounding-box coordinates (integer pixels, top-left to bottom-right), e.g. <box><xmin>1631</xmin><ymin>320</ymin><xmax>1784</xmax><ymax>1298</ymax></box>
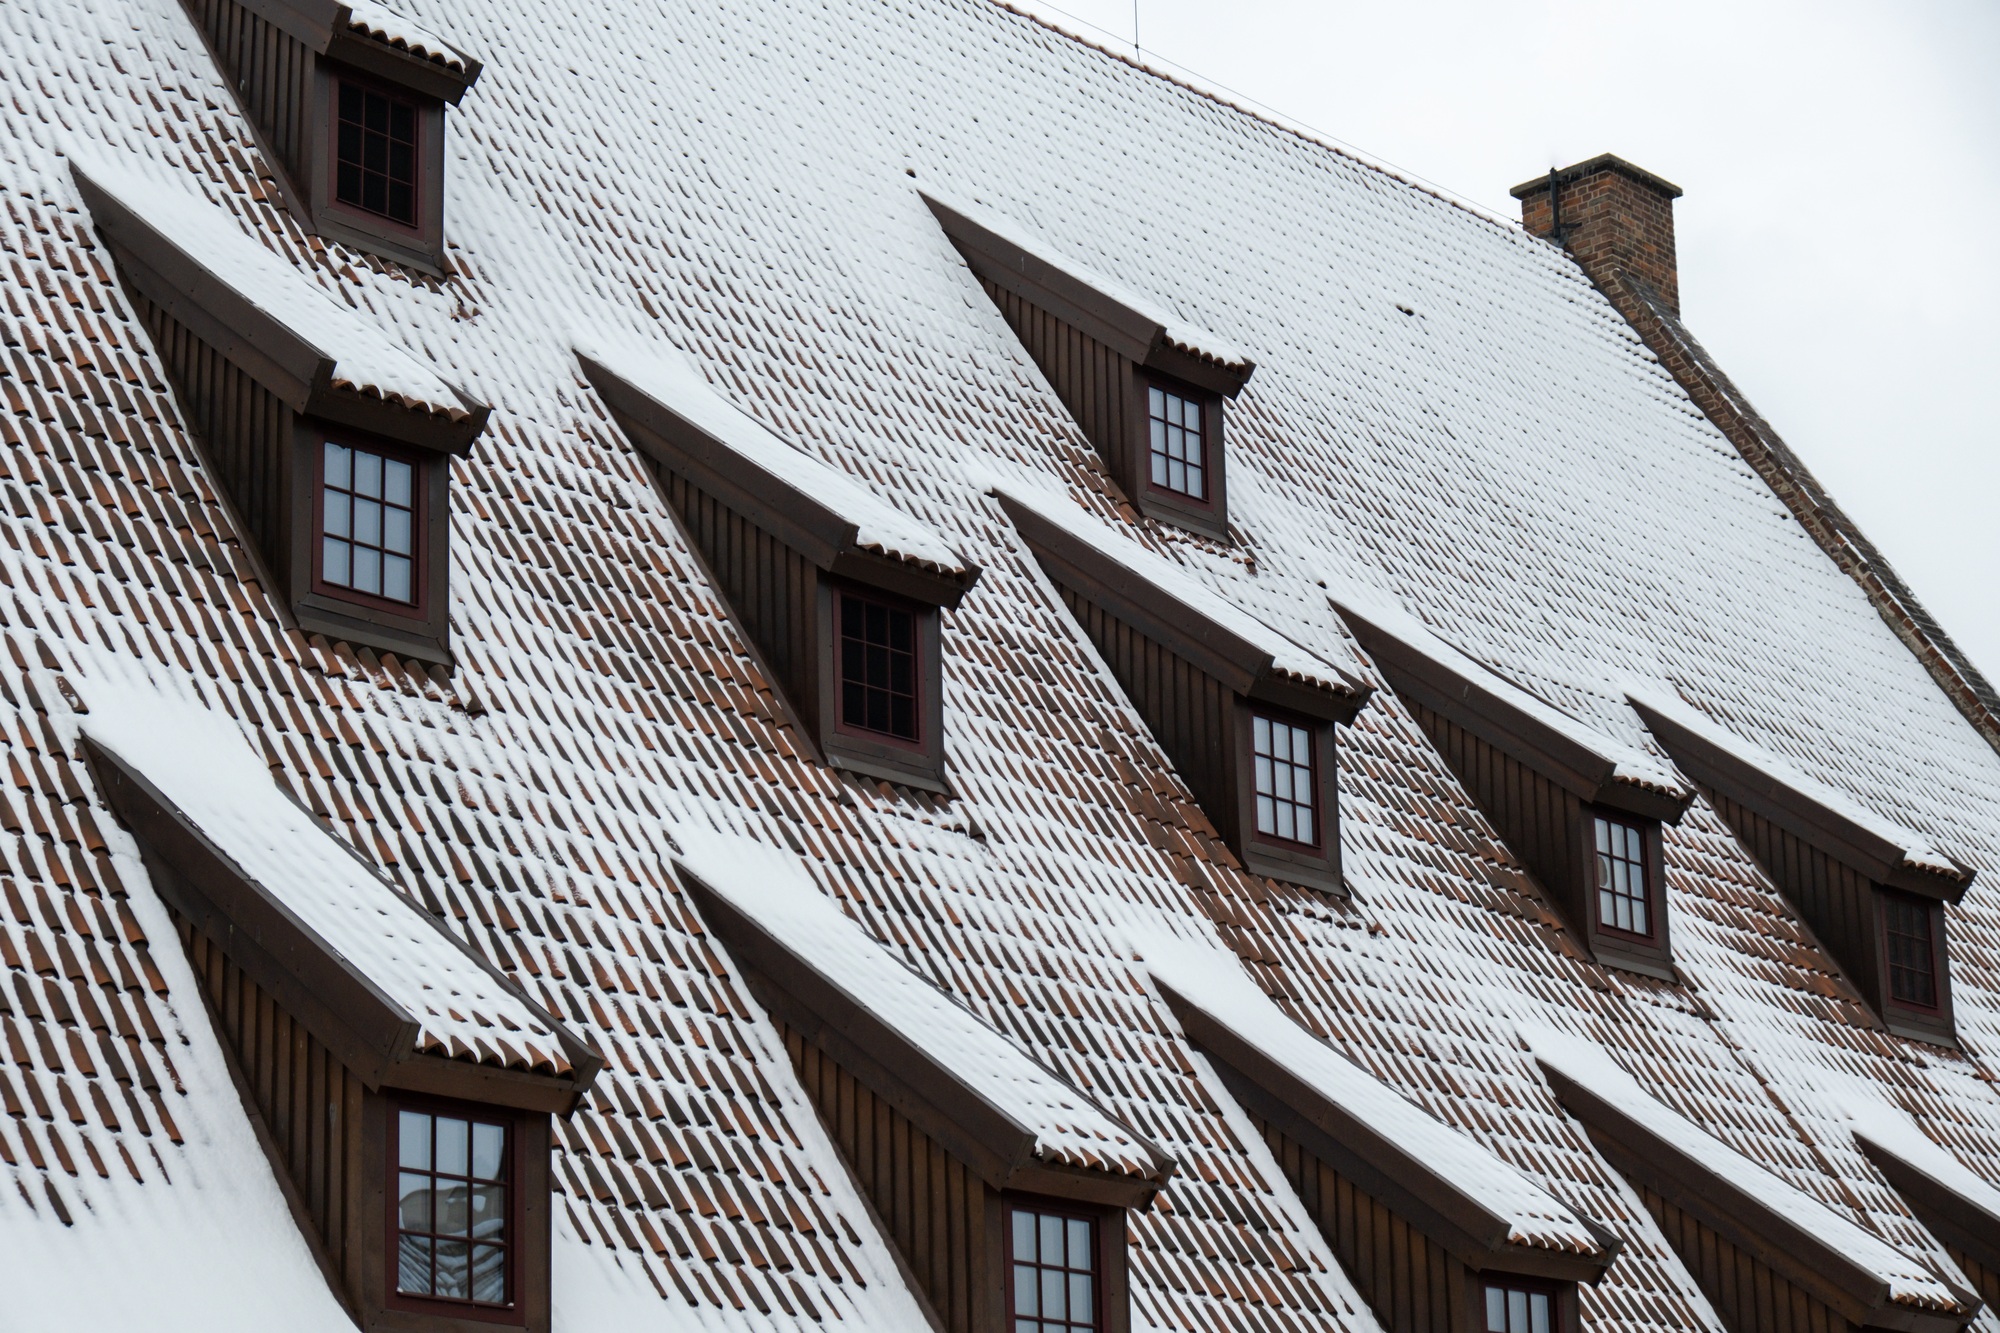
<box><xmin>1012</xmin><ymin>0</ymin><xmax>2000</xmax><ymax>687</ymax></box>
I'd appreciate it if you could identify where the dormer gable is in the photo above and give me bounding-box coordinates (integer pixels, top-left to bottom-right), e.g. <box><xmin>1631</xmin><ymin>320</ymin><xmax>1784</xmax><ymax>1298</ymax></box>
<box><xmin>1849</xmin><ymin>1103</ymin><xmax>2000</xmax><ymax>1308</ymax></box>
<box><xmin>80</xmin><ymin>685</ymin><xmax>601</xmax><ymax>1332</ymax></box>
<box><xmin>1529</xmin><ymin>1029</ymin><xmax>1978</xmax><ymax>1333</ymax></box>
<box><xmin>674</xmin><ymin>829</ymin><xmax>1171</xmax><ymax>1333</ymax></box>
<box><xmin>925</xmin><ymin>192</ymin><xmax>1253</xmax><ymax>541</ymax></box>
<box><xmin>1145</xmin><ymin>934</ymin><xmax>1618</xmax><ymax>1333</ymax></box>
<box><xmin>74</xmin><ymin>153</ymin><xmax>485</xmax><ymax>664</ymax></box>
<box><xmin>1628</xmin><ymin>689</ymin><xmax>1973</xmax><ymax>1045</ymax></box>
<box><xmin>579</xmin><ymin>341</ymin><xmax>977</xmax><ymax>793</ymax></box>
<box><xmin>1334</xmin><ymin>592</ymin><xmax>1693</xmax><ymax>979</ymax></box>
<box><xmin>186</xmin><ymin>0</ymin><xmax>480</xmax><ymax>271</ymax></box>
<box><xmin>997</xmin><ymin>482</ymin><xmax>1367</xmax><ymax>894</ymax></box>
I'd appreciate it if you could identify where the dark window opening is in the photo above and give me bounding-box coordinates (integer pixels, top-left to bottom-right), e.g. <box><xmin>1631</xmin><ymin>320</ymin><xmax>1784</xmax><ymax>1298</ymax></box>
<box><xmin>336</xmin><ymin>79</ymin><xmax>420</xmax><ymax>227</ymax></box>
<box><xmin>1594</xmin><ymin>813</ymin><xmax>1651</xmax><ymax>938</ymax></box>
<box><xmin>1251</xmin><ymin>712</ymin><xmax>1318</xmax><ymax>847</ymax></box>
<box><xmin>393</xmin><ymin>1106</ymin><xmax>511</xmax><ymax>1307</ymax></box>
<box><xmin>1884</xmin><ymin>892</ymin><xmax>1938</xmax><ymax>1009</ymax></box>
<box><xmin>1008</xmin><ymin>1205</ymin><xmax>1098</xmax><ymax>1333</ymax></box>
<box><xmin>1484</xmin><ymin>1280</ymin><xmax>1555</xmax><ymax>1333</ymax></box>
<box><xmin>1146</xmin><ymin>384</ymin><xmax>1207</xmax><ymax>501</ymax></box>
<box><xmin>838</xmin><ymin>593</ymin><xmax>919</xmax><ymax>741</ymax></box>
<box><xmin>322</xmin><ymin>440</ymin><xmax>418</xmax><ymax>605</ymax></box>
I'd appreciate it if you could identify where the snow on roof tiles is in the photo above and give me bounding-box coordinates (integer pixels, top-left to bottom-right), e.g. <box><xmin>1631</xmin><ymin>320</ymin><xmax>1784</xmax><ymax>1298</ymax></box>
<box><xmin>674</xmin><ymin>825</ymin><xmax>1167</xmax><ymax>1182</ymax></box>
<box><xmin>76</xmin><ymin>677</ymin><xmax>572</xmax><ymax>1076</ymax></box>
<box><xmin>1</xmin><ymin>0</ymin><xmax>1998</xmax><ymax>1328</ymax></box>
<box><xmin>1144</xmin><ymin>932</ymin><xmax>1605</xmax><ymax>1257</ymax></box>
<box><xmin>342</xmin><ymin>0</ymin><xmax>473</xmax><ymax>74</ymax></box>
<box><xmin>1527</xmin><ymin>1027</ymin><xmax>1967</xmax><ymax>1313</ymax></box>
<box><xmin>68</xmin><ymin>149</ymin><xmax>471</xmax><ymax>423</ymax></box>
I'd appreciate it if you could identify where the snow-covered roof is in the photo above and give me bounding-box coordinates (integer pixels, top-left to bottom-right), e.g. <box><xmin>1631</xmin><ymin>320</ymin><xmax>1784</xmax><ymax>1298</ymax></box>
<box><xmin>1847</xmin><ymin>1102</ymin><xmax>2000</xmax><ymax>1254</ymax></box>
<box><xmin>1332</xmin><ymin>584</ymin><xmax>1690</xmax><ymax>807</ymax></box>
<box><xmin>923</xmin><ymin>190</ymin><xmax>1254</xmax><ymax>376</ymax></box>
<box><xmin>342</xmin><ymin>0</ymin><xmax>473</xmax><ymax>75</ymax></box>
<box><xmin>78</xmin><ymin>679</ymin><xmax>574</xmax><ymax>1077</ymax></box>
<box><xmin>578</xmin><ymin>336</ymin><xmax>972</xmax><ymax>581</ymax></box>
<box><xmin>1527</xmin><ymin>1027</ymin><xmax>1970</xmax><ymax>1314</ymax></box>
<box><xmin>69</xmin><ymin>150</ymin><xmax>472</xmax><ymax>424</ymax></box>
<box><xmin>674</xmin><ymin>826</ymin><xmax>1168</xmax><ymax>1183</ymax></box>
<box><xmin>1145</xmin><ymin>933</ymin><xmax>1606</xmax><ymax>1257</ymax></box>
<box><xmin>993</xmin><ymin>475</ymin><xmax>1364</xmax><ymax>700</ymax></box>
<box><xmin>1628</xmin><ymin>686</ymin><xmax>1969</xmax><ymax>885</ymax></box>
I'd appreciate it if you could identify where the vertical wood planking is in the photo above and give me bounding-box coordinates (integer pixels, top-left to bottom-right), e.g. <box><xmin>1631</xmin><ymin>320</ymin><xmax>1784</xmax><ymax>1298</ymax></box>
<box><xmin>1638</xmin><ymin>1182</ymin><xmax>1857</xmax><ymax>1333</ymax></box>
<box><xmin>985</xmin><ymin>281</ymin><xmax>1133</xmax><ymax>480</ymax></box>
<box><xmin>189</xmin><ymin>0</ymin><xmax>314</xmax><ymax>183</ymax></box>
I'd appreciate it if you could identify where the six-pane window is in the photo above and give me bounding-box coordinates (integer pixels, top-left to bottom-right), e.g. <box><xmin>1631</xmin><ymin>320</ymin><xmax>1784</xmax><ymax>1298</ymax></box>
<box><xmin>395</xmin><ymin>1107</ymin><xmax>510</xmax><ymax>1306</ymax></box>
<box><xmin>1147</xmin><ymin>385</ymin><xmax>1206</xmax><ymax>500</ymax></box>
<box><xmin>1484</xmin><ymin>1280</ymin><xmax>1555</xmax><ymax>1333</ymax></box>
<box><xmin>1252</xmin><ymin>713</ymin><xmax>1317</xmax><ymax>846</ymax></box>
<box><xmin>1009</xmin><ymin>1206</ymin><xmax>1097</xmax><ymax>1333</ymax></box>
<box><xmin>1594</xmin><ymin>814</ymin><xmax>1650</xmax><ymax>937</ymax></box>
<box><xmin>1884</xmin><ymin>892</ymin><xmax>1938</xmax><ymax>1008</ymax></box>
<box><xmin>335</xmin><ymin>79</ymin><xmax>420</xmax><ymax>227</ymax></box>
<box><xmin>322</xmin><ymin>441</ymin><xmax>417</xmax><ymax>605</ymax></box>
<box><xmin>838</xmin><ymin>592</ymin><xmax>920</xmax><ymax>741</ymax></box>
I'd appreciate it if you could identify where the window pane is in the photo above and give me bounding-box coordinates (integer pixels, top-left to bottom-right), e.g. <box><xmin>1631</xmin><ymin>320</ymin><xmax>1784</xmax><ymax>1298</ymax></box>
<box><xmin>471</xmin><ymin>1245</ymin><xmax>506</xmax><ymax>1304</ymax></box>
<box><xmin>383</xmin><ymin>554</ymin><xmax>413</xmax><ymax>604</ymax></box>
<box><xmin>1040</xmin><ymin>1268</ymin><xmax>1066</xmax><ymax>1320</ymax></box>
<box><xmin>354</xmin><ymin>449</ymin><xmax>382</xmax><ymax>498</ymax></box>
<box><xmin>470</xmin><ymin>1183</ymin><xmax>506</xmax><ymax>1236</ymax></box>
<box><xmin>353</xmin><ymin>546</ymin><xmax>382</xmax><ymax>595</ymax></box>
<box><xmin>325</xmin><ymin>441</ymin><xmax>352</xmax><ymax>489</ymax></box>
<box><xmin>398</xmin><ymin>1172</ymin><xmax>432</xmax><ymax>1230</ymax></box>
<box><xmin>837</xmin><ymin>594</ymin><xmax>920</xmax><ymax>740</ymax></box>
<box><xmin>1510</xmin><ymin>1289</ymin><xmax>1529</xmax><ymax>1332</ymax></box>
<box><xmin>435</xmin><ymin>1181</ymin><xmax>470</xmax><ymax>1235</ymax></box>
<box><xmin>434</xmin><ymin>1239</ymin><xmax>470</xmax><ymax>1300</ymax></box>
<box><xmin>385</xmin><ymin>505</ymin><xmax>413</xmax><ymax>556</ymax></box>
<box><xmin>1039</xmin><ymin>1215</ymin><xmax>1063</xmax><ymax>1266</ymax></box>
<box><xmin>1486</xmin><ymin>1286</ymin><xmax>1508</xmax><ymax>1333</ymax></box>
<box><xmin>399</xmin><ymin>1110</ymin><xmax>432</xmax><ymax>1169</ymax></box>
<box><xmin>1531</xmin><ymin>1292</ymin><xmax>1552</xmax><ymax>1333</ymax></box>
<box><xmin>397</xmin><ymin>1234</ymin><xmax>433</xmax><ymax>1295</ymax></box>
<box><xmin>436</xmin><ymin>1116</ymin><xmax>470</xmax><ymax>1177</ymax></box>
<box><xmin>323</xmin><ymin>537</ymin><xmax>351</xmax><ymax>587</ymax></box>
<box><xmin>473</xmin><ymin>1122</ymin><xmax>506</xmax><ymax>1180</ymax></box>
<box><xmin>1014</xmin><ymin>1263</ymin><xmax>1039</xmax><ymax>1315</ymax></box>
<box><xmin>1069</xmin><ymin>1273</ymin><xmax>1093</xmax><ymax>1320</ymax></box>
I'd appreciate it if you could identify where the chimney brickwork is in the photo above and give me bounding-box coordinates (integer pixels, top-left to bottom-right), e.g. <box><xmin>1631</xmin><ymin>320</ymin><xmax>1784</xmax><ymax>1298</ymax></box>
<box><xmin>1511</xmin><ymin>154</ymin><xmax>1684</xmax><ymax>316</ymax></box>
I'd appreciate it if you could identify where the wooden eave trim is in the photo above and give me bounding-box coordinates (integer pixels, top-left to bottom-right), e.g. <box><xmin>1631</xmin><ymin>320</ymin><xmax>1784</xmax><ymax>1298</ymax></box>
<box><xmin>1000</xmin><ymin>493</ymin><xmax>1366</xmax><ymax>723</ymax></box>
<box><xmin>237</xmin><ymin>0</ymin><xmax>482</xmax><ymax>100</ymax></box>
<box><xmin>381</xmin><ymin>1052</ymin><xmax>590</xmax><ymax>1116</ymax></box>
<box><xmin>84</xmin><ymin>734</ymin><xmax>601</xmax><ymax>1108</ymax></box>
<box><xmin>1540</xmin><ymin>1061</ymin><xmax>1974</xmax><ymax>1328</ymax></box>
<box><xmin>1853</xmin><ymin>1134</ymin><xmax>2000</xmax><ymax>1275</ymax></box>
<box><xmin>77</xmin><ymin>169</ymin><xmax>487</xmax><ymax>455</ymax></box>
<box><xmin>1628</xmin><ymin>695</ymin><xmax>1973</xmax><ymax>902</ymax></box>
<box><xmin>1161</xmin><ymin>982</ymin><xmax>1613</xmax><ymax>1280</ymax></box>
<box><xmin>579</xmin><ymin>353</ymin><xmax>975</xmax><ymax>609</ymax></box>
<box><xmin>1336</xmin><ymin>603</ymin><xmax>1688</xmax><ymax>823</ymax></box>
<box><xmin>681</xmin><ymin>863</ymin><xmax>1171</xmax><ymax>1204</ymax></box>
<box><xmin>922</xmin><ymin>192</ymin><xmax>1254</xmax><ymax>398</ymax></box>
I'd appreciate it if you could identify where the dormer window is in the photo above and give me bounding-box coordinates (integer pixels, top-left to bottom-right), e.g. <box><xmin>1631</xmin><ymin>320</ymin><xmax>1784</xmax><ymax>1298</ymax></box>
<box><xmin>1882</xmin><ymin>891</ymin><xmax>1940</xmax><ymax>1010</ymax></box>
<box><xmin>1333</xmin><ymin>595</ymin><xmax>1692</xmax><ymax>979</ymax></box>
<box><xmin>334</xmin><ymin>75</ymin><xmax>422</xmax><ymax>229</ymax></box>
<box><xmin>74</xmin><ymin>154</ymin><xmax>486</xmax><ymax>664</ymax></box>
<box><xmin>1630</xmin><ymin>689</ymin><xmax>1973</xmax><ymax>1045</ymax></box>
<box><xmin>391</xmin><ymin>1101</ymin><xmax>517</xmax><ymax>1310</ymax></box>
<box><xmin>1010</xmin><ymin>1204</ymin><xmax>1102</xmax><ymax>1333</ymax></box>
<box><xmin>1483</xmin><ymin>1278</ymin><xmax>1564</xmax><ymax>1333</ymax></box>
<box><xmin>320</xmin><ymin>438</ymin><xmax>423</xmax><ymax>608</ymax></box>
<box><xmin>187</xmin><ymin>0</ymin><xmax>481</xmax><ymax>272</ymax></box>
<box><xmin>923</xmin><ymin>193</ymin><xmax>1254</xmax><ymax>541</ymax></box>
<box><xmin>580</xmin><ymin>343</ymin><xmax>975</xmax><ymax>792</ymax></box>
<box><xmin>998</xmin><ymin>483</ymin><xmax>1368</xmax><ymax>894</ymax></box>
<box><xmin>1592</xmin><ymin>811</ymin><xmax>1657</xmax><ymax>940</ymax></box>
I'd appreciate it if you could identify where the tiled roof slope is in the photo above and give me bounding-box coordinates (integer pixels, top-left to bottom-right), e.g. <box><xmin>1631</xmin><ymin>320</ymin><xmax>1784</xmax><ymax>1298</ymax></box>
<box><xmin>0</xmin><ymin>2</ymin><xmax>1993</xmax><ymax>1333</ymax></box>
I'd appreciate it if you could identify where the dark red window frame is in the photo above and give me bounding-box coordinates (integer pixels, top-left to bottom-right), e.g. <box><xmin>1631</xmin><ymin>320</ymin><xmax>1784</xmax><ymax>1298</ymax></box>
<box><xmin>831</xmin><ymin>586</ymin><xmax>925</xmax><ymax>751</ymax></box>
<box><xmin>312</xmin><ymin>431</ymin><xmax>429</xmax><ymax>618</ymax></box>
<box><xmin>1480</xmin><ymin>1275</ymin><xmax>1564</xmax><ymax>1333</ymax></box>
<box><xmin>1249</xmin><ymin>707</ymin><xmax>1321</xmax><ymax>851</ymax></box>
<box><xmin>1592</xmin><ymin>811</ymin><xmax>1655</xmax><ymax>942</ymax></box>
<box><xmin>1137</xmin><ymin>373</ymin><xmax>1220</xmax><ymax>515</ymax></box>
<box><xmin>1881</xmin><ymin>891</ymin><xmax>1942</xmax><ymax>1013</ymax></box>
<box><xmin>1005</xmin><ymin>1199</ymin><xmax>1103</xmax><ymax>1333</ymax></box>
<box><xmin>328</xmin><ymin>73</ymin><xmax>425</xmax><ymax>236</ymax></box>
<box><xmin>384</xmin><ymin>1093</ymin><xmax>527</xmax><ymax>1325</ymax></box>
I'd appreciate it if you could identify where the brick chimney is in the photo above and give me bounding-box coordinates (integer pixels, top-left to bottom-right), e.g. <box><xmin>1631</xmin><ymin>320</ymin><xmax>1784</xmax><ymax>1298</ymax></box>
<box><xmin>1510</xmin><ymin>154</ymin><xmax>1684</xmax><ymax>316</ymax></box>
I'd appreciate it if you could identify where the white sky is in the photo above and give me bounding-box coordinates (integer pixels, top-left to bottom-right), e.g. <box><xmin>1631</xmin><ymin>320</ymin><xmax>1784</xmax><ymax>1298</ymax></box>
<box><xmin>1011</xmin><ymin>0</ymin><xmax>2000</xmax><ymax>687</ymax></box>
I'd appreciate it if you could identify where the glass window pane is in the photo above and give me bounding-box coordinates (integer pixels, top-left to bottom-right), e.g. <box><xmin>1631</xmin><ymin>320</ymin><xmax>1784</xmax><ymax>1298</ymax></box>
<box><xmin>1012</xmin><ymin>1209</ymin><xmax>1037</xmax><ymax>1261</ymax></box>
<box><xmin>354</xmin><ymin>449</ymin><xmax>383</xmax><ymax>498</ymax></box>
<box><xmin>436</xmin><ymin>1116</ymin><xmax>470</xmax><ymax>1177</ymax></box>
<box><xmin>435</xmin><ymin>1180</ymin><xmax>470</xmax><ymax>1236</ymax></box>
<box><xmin>323</xmin><ymin>537</ymin><xmax>350</xmax><ymax>587</ymax></box>
<box><xmin>385</xmin><ymin>458</ymin><xmax>413</xmax><ymax>507</ymax></box>
<box><xmin>383</xmin><ymin>554</ymin><xmax>413</xmax><ymax>604</ymax></box>
<box><xmin>1069</xmin><ymin>1273</ymin><xmax>1093</xmax><ymax>1320</ymax></box>
<box><xmin>473</xmin><ymin>1122</ymin><xmax>506</xmax><ymax>1180</ymax></box>
<box><xmin>1067</xmin><ymin>1218</ymin><xmax>1090</xmax><ymax>1269</ymax></box>
<box><xmin>1038</xmin><ymin>1215</ymin><xmax>1063</xmax><ymax>1266</ymax></box>
<box><xmin>397</xmin><ymin>1172</ymin><xmax>432</xmax><ymax>1231</ymax></box>
<box><xmin>434</xmin><ymin>1239</ymin><xmax>470</xmax><ymax>1300</ymax></box>
<box><xmin>385</xmin><ymin>505</ymin><xmax>412</xmax><ymax>555</ymax></box>
<box><xmin>354</xmin><ymin>497</ymin><xmax>383</xmax><ymax>546</ymax></box>
<box><xmin>1041</xmin><ymin>1268</ymin><xmax>1065</xmax><ymax>1320</ymax></box>
<box><xmin>397</xmin><ymin>1234</ymin><xmax>433</xmax><ymax>1295</ymax></box>
<box><xmin>1531</xmin><ymin>1292</ymin><xmax>1552</xmax><ymax>1333</ymax></box>
<box><xmin>324</xmin><ymin>491</ymin><xmax>350</xmax><ymax>539</ymax></box>
<box><xmin>324</xmin><ymin>441</ymin><xmax>351</xmax><ymax>490</ymax></box>
<box><xmin>470</xmin><ymin>1183</ymin><xmax>506</xmax><ymax>1237</ymax></box>
<box><xmin>1486</xmin><ymin>1285</ymin><xmax>1508</xmax><ymax>1333</ymax></box>
<box><xmin>1510</xmin><ymin>1288</ymin><xmax>1529</xmax><ymax>1333</ymax></box>
<box><xmin>471</xmin><ymin>1244</ymin><xmax>506</xmax><ymax>1304</ymax></box>
<box><xmin>1014</xmin><ymin>1263</ymin><xmax>1039</xmax><ymax>1315</ymax></box>
<box><xmin>353</xmin><ymin>546</ymin><xmax>382</xmax><ymax>595</ymax></box>
<box><xmin>399</xmin><ymin>1110</ymin><xmax>432</xmax><ymax>1169</ymax></box>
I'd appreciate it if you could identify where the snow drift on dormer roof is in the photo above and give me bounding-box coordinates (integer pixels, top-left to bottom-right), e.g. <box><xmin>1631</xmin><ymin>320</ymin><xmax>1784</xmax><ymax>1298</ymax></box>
<box><xmin>1144</xmin><ymin>931</ymin><xmax>1606</xmax><ymax>1257</ymax></box>
<box><xmin>575</xmin><ymin>334</ymin><xmax>969</xmax><ymax>577</ymax></box>
<box><xmin>673</xmin><ymin>824</ymin><xmax>1162</xmax><ymax>1180</ymax></box>
<box><xmin>343</xmin><ymin>0</ymin><xmax>472</xmax><ymax>73</ymax></box>
<box><xmin>990</xmin><ymin>475</ymin><xmax>1361</xmax><ymax>697</ymax></box>
<box><xmin>1329</xmin><ymin>582</ymin><xmax>1689</xmax><ymax>802</ymax></box>
<box><xmin>1846</xmin><ymin>1101</ymin><xmax>2000</xmax><ymax>1240</ymax></box>
<box><xmin>68</xmin><ymin>149</ymin><xmax>468</xmax><ymax>422</ymax></box>
<box><xmin>77</xmin><ymin>678</ymin><xmax>570</xmax><ymax>1076</ymax></box>
<box><xmin>1525</xmin><ymin>1026</ymin><xmax>1964</xmax><ymax>1312</ymax></box>
<box><xmin>923</xmin><ymin>189</ymin><xmax>1252</xmax><ymax>373</ymax></box>
<box><xmin>1627</xmin><ymin>685</ymin><xmax>1963</xmax><ymax>881</ymax></box>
